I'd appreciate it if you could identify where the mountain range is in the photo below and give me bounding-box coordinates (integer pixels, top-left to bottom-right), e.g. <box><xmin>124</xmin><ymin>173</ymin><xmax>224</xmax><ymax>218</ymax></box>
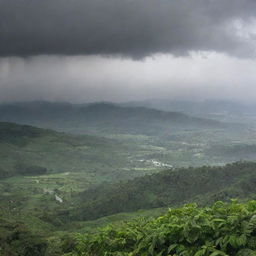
<box><xmin>0</xmin><ymin>101</ymin><xmax>226</xmax><ymax>135</ymax></box>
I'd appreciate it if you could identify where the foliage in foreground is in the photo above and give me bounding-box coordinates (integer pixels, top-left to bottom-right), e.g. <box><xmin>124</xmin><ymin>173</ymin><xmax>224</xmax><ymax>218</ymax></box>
<box><xmin>70</xmin><ymin>200</ymin><xmax>256</xmax><ymax>256</ymax></box>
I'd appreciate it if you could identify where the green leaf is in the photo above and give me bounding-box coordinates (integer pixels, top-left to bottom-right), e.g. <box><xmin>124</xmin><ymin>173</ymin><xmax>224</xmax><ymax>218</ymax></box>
<box><xmin>209</xmin><ymin>250</ymin><xmax>228</xmax><ymax>256</ymax></box>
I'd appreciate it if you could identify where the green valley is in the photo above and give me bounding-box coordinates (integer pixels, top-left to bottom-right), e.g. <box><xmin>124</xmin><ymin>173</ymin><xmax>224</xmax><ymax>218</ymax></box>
<box><xmin>1</xmin><ymin>103</ymin><xmax>256</xmax><ymax>255</ymax></box>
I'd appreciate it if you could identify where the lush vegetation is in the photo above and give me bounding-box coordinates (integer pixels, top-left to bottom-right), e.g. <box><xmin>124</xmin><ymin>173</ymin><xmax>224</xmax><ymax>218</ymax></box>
<box><xmin>69</xmin><ymin>200</ymin><xmax>256</xmax><ymax>256</ymax></box>
<box><xmin>0</xmin><ymin>218</ymin><xmax>47</xmax><ymax>256</ymax></box>
<box><xmin>0</xmin><ymin>122</ymin><xmax>160</xmax><ymax>181</ymax></box>
<box><xmin>1</xmin><ymin>101</ymin><xmax>256</xmax><ymax>256</ymax></box>
<box><xmin>69</xmin><ymin>162</ymin><xmax>256</xmax><ymax>221</ymax></box>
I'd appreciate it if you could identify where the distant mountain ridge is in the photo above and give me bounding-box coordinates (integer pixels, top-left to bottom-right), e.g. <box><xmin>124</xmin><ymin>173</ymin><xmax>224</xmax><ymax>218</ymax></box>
<box><xmin>0</xmin><ymin>101</ymin><xmax>226</xmax><ymax>135</ymax></box>
<box><xmin>122</xmin><ymin>99</ymin><xmax>256</xmax><ymax>122</ymax></box>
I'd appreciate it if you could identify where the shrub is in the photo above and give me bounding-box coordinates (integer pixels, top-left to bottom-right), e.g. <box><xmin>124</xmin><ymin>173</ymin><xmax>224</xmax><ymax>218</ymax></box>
<box><xmin>70</xmin><ymin>200</ymin><xmax>256</xmax><ymax>256</ymax></box>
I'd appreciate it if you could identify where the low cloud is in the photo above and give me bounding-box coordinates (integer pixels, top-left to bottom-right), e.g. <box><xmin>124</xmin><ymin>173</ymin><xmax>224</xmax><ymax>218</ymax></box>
<box><xmin>1</xmin><ymin>53</ymin><xmax>256</xmax><ymax>103</ymax></box>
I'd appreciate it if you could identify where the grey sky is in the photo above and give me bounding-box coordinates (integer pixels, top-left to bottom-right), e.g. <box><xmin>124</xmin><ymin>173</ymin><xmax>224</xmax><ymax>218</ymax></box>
<box><xmin>1</xmin><ymin>53</ymin><xmax>256</xmax><ymax>103</ymax></box>
<box><xmin>1</xmin><ymin>0</ymin><xmax>256</xmax><ymax>57</ymax></box>
<box><xmin>0</xmin><ymin>0</ymin><xmax>256</xmax><ymax>103</ymax></box>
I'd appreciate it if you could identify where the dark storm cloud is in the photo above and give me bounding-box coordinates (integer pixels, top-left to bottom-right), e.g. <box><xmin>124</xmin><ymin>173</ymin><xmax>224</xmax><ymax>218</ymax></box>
<box><xmin>0</xmin><ymin>0</ymin><xmax>256</xmax><ymax>58</ymax></box>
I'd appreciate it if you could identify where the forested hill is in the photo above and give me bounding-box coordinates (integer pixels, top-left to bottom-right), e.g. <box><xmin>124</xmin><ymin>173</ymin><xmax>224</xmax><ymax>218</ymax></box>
<box><xmin>0</xmin><ymin>122</ymin><xmax>144</xmax><ymax>181</ymax></box>
<box><xmin>0</xmin><ymin>121</ymin><xmax>53</xmax><ymax>145</ymax></box>
<box><xmin>70</xmin><ymin>162</ymin><xmax>256</xmax><ymax>221</ymax></box>
<box><xmin>0</xmin><ymin>101</ymin><xmax>226</xmax><ymax>135</ymax></box>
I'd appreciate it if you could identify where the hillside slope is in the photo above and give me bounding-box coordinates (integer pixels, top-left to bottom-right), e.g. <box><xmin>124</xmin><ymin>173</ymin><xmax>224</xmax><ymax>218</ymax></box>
<box><xmin>0</xmin><ymin>122</ymin><xmax>151</xmax><ymax>181</ymax></box>
<box><xmin>0</xmin><ymin>122</ymin><xmax>165</xmax><ymax>242</ymax></box>
<box><xmin>69</xmin><ymin>162</ymin><xmax>256</xmax><ymax>221</ymax></box>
